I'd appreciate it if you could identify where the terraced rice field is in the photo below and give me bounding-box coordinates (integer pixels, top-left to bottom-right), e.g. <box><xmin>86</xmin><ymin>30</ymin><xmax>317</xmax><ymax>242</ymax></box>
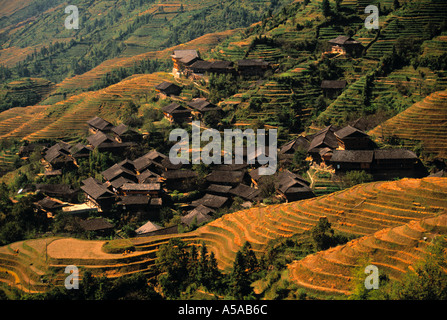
<box><xmin>288</xmin><ymin>214</ymin><xmax>447</xmax><ymax>297</ymax></box>
<box><xmin>0</xmin><ymin>72</ymin><xmax>174</xmax><ymax>142</ymax></box>
<box><xmin>55</xmin><ymin>29</ymin><xmax>238</xmax><ymax>93</ymax></box>
<box><xmin>1</xmin><ymin>177</ymin><xmax>446</xmax><ymax>294</ymax></box>
<box><xmin>369</xmin><ymin>90</ymin><xmax>447</xmax><ymax>157</ymax></box>
<box><xmin>364</xmin><ymin>0</ymin><xmax>447</xmax><ymax>60</ymax></box>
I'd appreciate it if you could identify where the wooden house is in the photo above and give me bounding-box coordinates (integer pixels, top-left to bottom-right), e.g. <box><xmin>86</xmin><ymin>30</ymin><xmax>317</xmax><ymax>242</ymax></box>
<box><xmin>137</xmin><ymin>169</ymin><xmax>163</xmax><ymax>184</ymax></box>
<box><xmin>206</xmin><ymin>184</ymin><xmax>233</xmax><ymax>196</ymax></box>
<box><xmin>275</xmin><ymin>170</ymin><xmax>314</xmax><ymax>202</ymax></box>
<box><xmin>334</xmin><ymin>125</ymin><xmax>374</xmax><ymax>150</ymax></box>
<box><xmin>120</xmin><ymin>183</ymin><xmax>161</xmax><ymax>197</ymax></box>
<box><xmin>279</xmin><ymin>136</ymin><xmax>310</xmax><ymax>156</ymax></box>
<box><xmin>330</xmin><ymin>150</ymin><xmax>374</xmax><ymax>172</ymax></box>
<box><xmin>81</xmin><ymin>177</ymin><xmax>115</xmax><ymax>210</ymax></box>
<box><xmin>162</xmin><ymin>102</ymin><xmax>192</xmax><ymax>123</ymax></box>
<box><xmin>307</xmin><ymin>125</ymin><xmax>340</xmax><ymax>163</ymax></box>
<box><xmin>187</xmin><ymin>98</ymin><xmax>221</xmax><ymax>118</ymax></box>
<box><xmin>229</xmin><ymin>184</ymin><xmax>261</xmax><ymax>202</ymax></box>
<box><xmin>171</xmin><ymin>50</ymin><xmax>200</xmax><ymax>76</ymax></box>
<box><xmin>135</xmin><ymin>221</ymin><xmax>162</xmax><ymax>236</ymax></box>
<box><xmin>35</xmin><ymin>197</ymin><xmax>66</xmax><ymax>218</ymax></box>
<box><xmin>373</xmin><ymin>149</ymin><xmax>418</xmax><ymax>171</ymax></box>
<box><xmin>206</xmin><ymin>170</ymin><xmax>246</xmax><ymax>186</ymax></box>
<box><xmin>162</xmin><ymin>169</ymin><xmax>198</xmax><ymax>191</ymax></box>
<box><xmin>111</xmin><ymin>124</ymin><xmax>142</xmax><ymax>143</ymax></box>
<box><xmin>78</xmin><ymin>218</ymin><xmax>114</xmax><ymax>235</ymax></box>
<box><xmin>191</xmin><ymin>193</ymin><xmax>229</xmax><ymax>210</ymax></box>
<box><xmin>328</xmin><ymin>36</ymin><xmax>364</xmax><ymax>57</ymax></box>
<box><xmin>69</xmin><ymin>143</ymin><xmax>93</xmax><ymax>159</ymax></box>
<box><xmin>117</xmin><ymin>195</ymin><xmax>151</xmax><ymax>211</ymax></box>
<box><xmin>237</xmin><ymin>59</ymin><xmax>269</xmax><ymax>76</ymax></box>
<box><xmin>35</xmin><ymin>184</ymin><xmax>78</xmax><ymax>202</ymax></box>
<box><xmin>155</xmin><ymin>81</ymin><xmax>182</xmax><ymax>98</ymax></box>
<box><xmin>181</xmin><ymin>204</ymin><xmax>214</xmax><ymax>227</ymax></box>
<box><xmin>101</xmin><ymin>163</ymin><xmax>137</xmax><ymax>184</ymax></box>
<box><xmin>87</xmin><ymin>131</ymin><xmax>134</xmax><ymax>152</ymax></box>
<box><xmin>321</xmin><ymin>80</ymin><xmax>347</xmax><ymax>99</ymax></box>
<box><xmin>43</xmin><ymin>142</ymin><xmax>74</xmax><ymax>169</ymax></box>
<box><xmin>87</xmin><ymin>116</ymin><xmax>114</xmax><ymax>134</ymax></box>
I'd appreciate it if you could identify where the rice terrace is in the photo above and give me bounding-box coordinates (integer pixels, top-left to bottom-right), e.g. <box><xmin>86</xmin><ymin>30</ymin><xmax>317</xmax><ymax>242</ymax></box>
<box><xmin>0</xmin><ymin>0</ymin><xmax>446</xmax><ymax>307</ymax></box>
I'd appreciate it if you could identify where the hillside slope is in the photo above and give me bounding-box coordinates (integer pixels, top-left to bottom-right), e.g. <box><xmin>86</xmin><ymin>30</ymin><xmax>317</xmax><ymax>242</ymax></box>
<box><xmin>369</xmin><ymin>90</ymin><xmax>447</xmax><ymax>158</ymax></box>
<box><xmin>0</xmin><ymin>177</ymin><xmax>446</xmax><ymax>293</ymax></box>
<box><xmin>288</xmin><ymin>214</ymin><xmax>447</xmax><ymax>297</ymax></box>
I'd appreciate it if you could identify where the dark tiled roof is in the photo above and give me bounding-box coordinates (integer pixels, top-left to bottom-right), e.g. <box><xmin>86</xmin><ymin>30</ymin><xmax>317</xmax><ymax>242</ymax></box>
<box><xmin>163</xmin><ymin>170</ymin><xmax>198</xmax><ymax>180</ymax></box>
<box><xmin>330</xmin><ymin>150</ymin><xmax>374</xmax><ymax>163</ymax></box>
<box><xmin>206</xmin><ymin>184</ymin><xmax>233</xmax><ymax>194</ymax></box>
<box><xmin>81</xmin><ymin>177</ymin><xmax>114</xmax><ymax>200</ymax></box>
<box><xmin>307</xmin><ymin>125</ymin><xmax>340</xmax><ymax>152</ymax></box>
<box><xmin>87</xmin><ymin>116</ymin><xmax>114</xmax><ymax>131</ymax></box>
<box><xmin>280</xmin><ymin>136</ymin><xmax>310</xmax><ymax>154</ymax></box>
<box><xmin>191</xmin><ymin>193</ymin><xmax>228</xmax><ymax>209</ymax></box>
<box><xmin>374</xmin><ymin>149</ymin><xmax>417</xmax><ymax>160</ymax></box>
<box><xmin>162</xmin><ymin>102</ymin><xmax>191</xmax><ymax>115</ymax></box>
<box><xmin>229</xmin><ymin>184</ymin><xmax>261</xmax><ymax>201</ymax></box>
<box><xmin>118</xmin><ymin>195</ymin><xmax>150</xmax><ymax>206</ymax></box>
<box><xmin>102</xmin><ymin>163</ymin><xmax>136</xmax><ymax>182</ymax></box>
<box><xmin>334</xmin><ymin>125</ymin><xmax>368</xmax><ymax>139</ymax></box>
<box><xmin>187</xmin><ymin>98</ymin><xmax>220</xmax><ymax>112</ymax></box>
<box><xmin>328</xmin><ymin>35</ymin><xmax>361</xmax><ymax>45</ymax></box>
<box><xmin>237</xmin><ymin>59</ymin><xmax>269</xmax><ymax>67</ymax></box>
<box><xmin>321</xmin><ymin>80</ymin><xmax>347</xmax><ymax>89</ymax></box>
<box><xmin>155</xmin><ymin>81</ymin><xmax>180</xmax><ymax>91</ymax></box>
<box><xmin>206</xmin><ymin>170</ymin><xmax>245</xmax><ymax>184</ymax></box>
<box><xmin>181</xmin><ymin>205</ymin><xmax>214</xmax><ymax>226</ymax></box>
<box><xmin>121</xmin><ymin>183</ymin><xmax>161</xmax><ymax>191</ymax></box>
<box><xmin>87</xmin><ymin>131</ymin><xmax>114</xmax><ymax>148</ymax></box>
<box><xmin>79</xmin><ymin>218</ymin><xmax>113</xmax><ymax>231</ymax></box>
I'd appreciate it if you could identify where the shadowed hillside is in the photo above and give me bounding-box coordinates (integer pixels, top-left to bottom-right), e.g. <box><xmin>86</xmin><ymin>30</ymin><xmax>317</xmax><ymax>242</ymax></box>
<box><xmin>0</xmin><ymin>177</ymin><xmax>445</xmax><ymax>293</ymax></box>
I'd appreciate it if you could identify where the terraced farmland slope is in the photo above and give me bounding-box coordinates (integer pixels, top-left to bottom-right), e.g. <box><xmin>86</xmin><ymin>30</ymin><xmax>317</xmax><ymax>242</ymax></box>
<box><xmin>0</xmin><ymin>177</ymin><xmax>446</xmax><ymax>293</ymax></box>
<box><xmin>54</xmin><ymin>29</ymin><xmax>238</xmax><ymax>95</ymax></box>
<box><xmin>369</xmin><ymin>90</ymin><xmax>447</xmax><ymax>158</ymax></box>
<box><xmin>0</xmin><ymin>72</ymin><xmax>174</xmax><ymax>141</ymax></box>
<box><xmin>288</xmin><ymin>214</ymin><xmax>447</xmax><ymax>297</ymax></box>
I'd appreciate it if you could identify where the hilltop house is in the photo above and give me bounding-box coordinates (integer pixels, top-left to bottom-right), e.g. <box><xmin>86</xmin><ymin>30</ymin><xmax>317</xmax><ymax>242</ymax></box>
<box><xmin>181</xmin><ymin>204</ymin><xmax>214</xmax><ymax>227</ymax></box>
<box><xmin>321</xmin><ymin>80</ymin><xmax>347</xmax><ymax>99</ymax></box>
<box><xmin>171</xmin><ymin>50</ymin><xmax>200</xmax><ymax>77</ymax></box>
<box><xmin>191</xmin><ymin>193</ymin><xmax>229</xmax><ymax>210</ymax></box>
<box><xmin>162</xmin><ymin>169</ymin><xmax>198</xmax><ymax>191</ymax></box>
<box><xmin>87</xmin><ymin>116</ymin><xmax>114</xmax><ymax>134</ymax></box>
<box><xmin>81</xmin><ymin>177</ymin><xmax>115</xmax><ymax>210</ymax></box>
<box><xmin>206</xmin><ymin>170</ymin><xmax>247</xmax><ymax>187</ymax></box>
<box><xmin>187</xmin><ymin>98</ymin><xmax>221</xmax><ymax>119</ymax></box>
<box><xmin>111</xmin><ymin>124</ymin><xmax>142</xmax><ymax>143</ymax></box>
<box><xmin>274</xmin><ymin>170</ymin><xmax>314</xmax><ymax>202</ymax></box>
<box><xmin>330</xmin><ymin>150</ymin><xmax>374</xmax><ymax>171</ymax></box>
<box><xmin>43</xmin><ymin>141</ymin><xmax>74</xmax><ymax>169</ymax></box>
<box><xmin>307</xmin><ymin>125</ymin><xmax>340</xmax><ymax>163</ymax></box>
<box><xmin>334</xmin><ymin>125</ymin><xmax>374</xmax><ymax>150</ymax></box>
<box><xmin>237</xmin><ymin>59</ymin><xmax>270</xmax><ymax>76</ymax></box>
<box><xmin>162</xmin><ymin>102</ymin><xmax>192</xmax><ymax>123</ymax></box>
<box><xmin>328</xmin><ymin>35</ymin><xmax>364</xmax><ymax>57</ymax></box>
<box><xmin>155</xmin><ymin>81</ymin><xmax>182</xmax><ymax>99</ymax></box>
<box><xmin>35</xmin><ymin>184</ymin><xmax>78</xmax><ymax>202</ymax></box>
<box><xmin>189</xmin><ymin>60</ymin><xmax>234</xmax><ymax>78</ymax></box>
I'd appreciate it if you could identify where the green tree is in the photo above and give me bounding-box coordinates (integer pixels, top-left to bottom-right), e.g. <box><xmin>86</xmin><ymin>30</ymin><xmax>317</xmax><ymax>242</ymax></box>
<box><xmin>321</xmin><ymin>0</ymin><xmax>331</xmax><ymax>17</ymax></box>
